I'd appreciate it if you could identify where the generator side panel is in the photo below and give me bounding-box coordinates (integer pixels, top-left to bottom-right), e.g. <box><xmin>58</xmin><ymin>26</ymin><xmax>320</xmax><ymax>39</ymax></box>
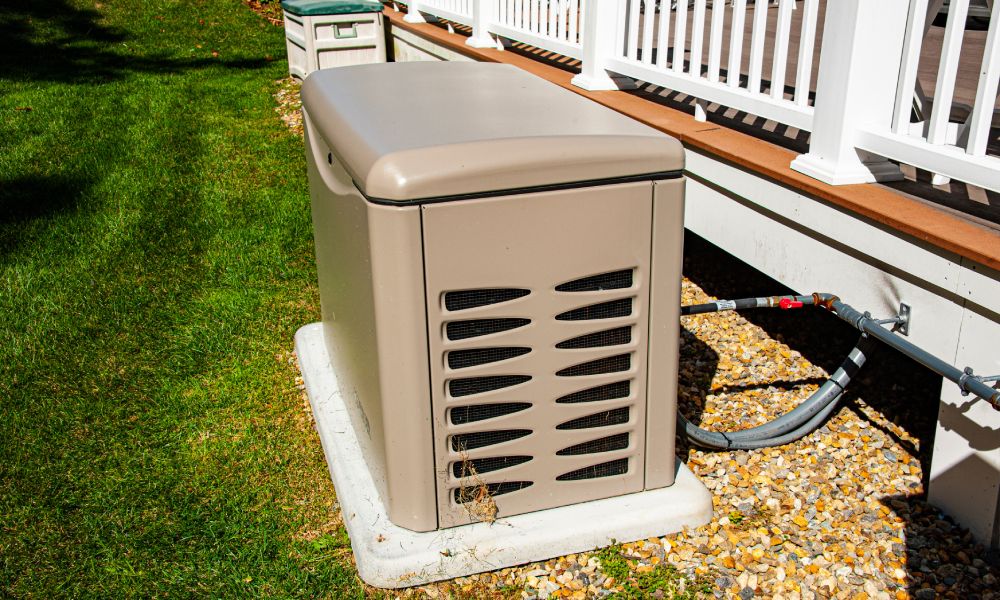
<box><xmin>305</xmin><ymin>115</ymin><xmax>437</xmax><ymax>532</ymax></box>
<box><xmin>421</xmin><ymin>182</ymin><xmax>655</xmax><ymax>528</ymax></box>
<box><xmin>645</xmin><ymin>177</ymin><xmax>685</xmax><ymax>489</ymax></box>
<box><xmin>367</xmin><ymin>202</ymin><xmax>438</xmax><ymax>532</ymax></box>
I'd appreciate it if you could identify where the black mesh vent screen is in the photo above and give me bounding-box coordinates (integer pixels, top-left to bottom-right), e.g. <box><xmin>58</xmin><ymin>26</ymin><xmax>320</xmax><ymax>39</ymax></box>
<box><xmin>556</xmin><ymin>381</ymin><xmax>631</xmax><ymax>404</ymax></box>
<box><xmin>448</xmin><ymin>347</ymin><xmax>531</xmax><ymax>369</ymax></box>
<box><xmin>447</xmin><ymin>318</ymin><xmax>530</xmax><ymax>340</ymax></box>
<box><xmin>451</xmin><ymin>429</ymin><xmax>531</xmax><ymax>451</ymax></box>
<box><xmin>557</xmin><ymin>407</ymin><xmax>630</xmax><ymax>430</ymax></box>
<box><xmin>454</xmin><ymin>481</ymin><xmax>533</xmax><ymax>504</ymax></box>
<box><xmin>445</xmin><ymin>288</ymin><xmax>530</xmax><ymax>311</ymax></box>
<box><xmin>555</xmin><ymin>298</ymin><xmax>632</xmax><ymax>321</ymax></box>
<box><xmin>556</xmin><ymin>326</ymin><xmax>632</xmax><ymax>349</ymax></box>
<box><xmin>450</xmin><ymin>402</ymin><xmax>531</xmax><ymax>425</ymax></box>
<box><xmin>556</xmin><ymin>269</ymin><xmax>634</xmax><ymax>292</ymax></box>
<box><xmin>556</xmin><ymin>458</ymin><xmax>629</xmax><ymax>481</ymax></box>
<box><xmin>452</xmin><ymin>455</ymin><xmax>532</xmax><ymax>478</ymax></box>
<box><xmin>556</xmin><ymin>354</ymin><xmax>631</xmax><ymax>377</ymax></box>
<box><xmin>449</xmin><ymin>375</ymin><xmax>531</xmax><ymax>397</ymax></box>
<box><xmin>556</xmin><ymin>433</ymin><xmax>630</xmax><ymax>456</ymax></box>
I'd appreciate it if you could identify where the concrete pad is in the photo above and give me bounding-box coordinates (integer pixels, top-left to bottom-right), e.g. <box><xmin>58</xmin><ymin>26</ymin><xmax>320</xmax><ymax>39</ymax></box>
<box><xmin>295</xmin><ymin>322</ymin><xmax>715</xmax><ymax>588</ymax></box>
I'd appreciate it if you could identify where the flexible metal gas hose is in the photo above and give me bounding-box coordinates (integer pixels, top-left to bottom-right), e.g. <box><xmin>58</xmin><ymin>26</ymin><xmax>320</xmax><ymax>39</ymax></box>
<box><xmin>679</xmin><ymin>293</ymin><xmax>1000</xmax><ymax>450</ymax></box>
<box><xmin>678</xmin><ymin>334</ymin><xmax>875</xmax><ymax>450</ymax></box>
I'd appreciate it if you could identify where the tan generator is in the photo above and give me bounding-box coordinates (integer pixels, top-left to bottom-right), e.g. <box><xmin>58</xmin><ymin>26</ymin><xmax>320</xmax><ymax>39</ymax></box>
<box><xmin>301</xmin><ymin>62</ymin><xmax>686</xmax><ymax>533</ymax></box>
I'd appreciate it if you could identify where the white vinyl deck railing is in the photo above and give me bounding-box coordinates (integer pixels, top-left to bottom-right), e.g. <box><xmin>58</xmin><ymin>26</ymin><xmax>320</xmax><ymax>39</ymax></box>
<box><xmin>853</xmin><ymin>0</ymin><xmax>1000</xmax><ymax>192</ymax></box>
<box><xmin>413</xmin><ymin>0</ymin><xmax>474</xmax><ymax>26</ymax></box>
<box><xmin>398</xmin><ymin>0</ymin><xmax>584</xmax><ymax>56</ymax></box>
<box><xmin>395</xmin><ymin>0</ymin><xmax>1000</xmax><ymax>193</ymax></box>
<box><xmin>604</xmin><ymin>0</ymin><xmax>818</xmax><ymax>131</ymax></box>
<box><xmin>490</xmin><ymin>0</ymin><xmax>586</xmax><ymax>59</ymax></box>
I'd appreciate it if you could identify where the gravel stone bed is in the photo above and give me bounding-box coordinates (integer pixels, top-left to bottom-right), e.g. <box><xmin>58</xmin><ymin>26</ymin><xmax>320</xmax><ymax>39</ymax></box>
<box><xmin>278</xmin><ymin>85</ymin><xmax>1000</xmax><ymax>598</ymax></box>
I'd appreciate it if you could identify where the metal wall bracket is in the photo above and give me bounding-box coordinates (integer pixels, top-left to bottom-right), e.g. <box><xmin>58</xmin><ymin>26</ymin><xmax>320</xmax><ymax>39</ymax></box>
<box><xmin>875</xmin><ymin>302</ymin><xmax>911</xmax><ymax>336</ymax></box>
<box><xmin>897</xmin><ymin>303</ymin><xmax>911</xmax><ymax>336</ymax></box>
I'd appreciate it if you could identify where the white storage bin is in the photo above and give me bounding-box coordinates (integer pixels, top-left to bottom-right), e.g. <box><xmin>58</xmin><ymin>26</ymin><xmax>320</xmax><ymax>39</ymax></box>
<box><xmin>281</xmin><ymin>0</ymin><xmax>386</xmax><ymax>79</ymax></box>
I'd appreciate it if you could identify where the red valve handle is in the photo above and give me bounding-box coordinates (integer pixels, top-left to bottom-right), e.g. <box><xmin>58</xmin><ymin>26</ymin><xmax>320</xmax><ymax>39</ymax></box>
<box><xmin>779</xmin><ymin>298</ymin><xmax>804</xmax><ymax>310</ymax></box>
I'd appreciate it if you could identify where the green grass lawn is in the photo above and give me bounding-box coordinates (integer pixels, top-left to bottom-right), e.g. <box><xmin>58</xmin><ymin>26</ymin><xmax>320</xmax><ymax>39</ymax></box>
<box><xmin>0</xmin><ymin>0</ymin><xmax>369</xmax><ymax>595</ymax></box>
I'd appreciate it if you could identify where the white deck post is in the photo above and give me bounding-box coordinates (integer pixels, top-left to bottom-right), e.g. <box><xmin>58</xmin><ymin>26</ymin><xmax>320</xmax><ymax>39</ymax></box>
<box><xmin>790</xmin><ymin>0</ymin><xmax>908</xmax><ymax>185</ymax></box>
<box><xmin>467</xmin><ymin>0</ymin><xmax>496</xmax><ymax>47</ymax></box>
<box><xmin>404</xmin><ymin>0</ymin><xmax>427</xmax><ymax>23</ymax></box>
<box><xmin>571</xmin><ymin>0</ymin><xmax>632</xmax><ymax>90</ymax></box>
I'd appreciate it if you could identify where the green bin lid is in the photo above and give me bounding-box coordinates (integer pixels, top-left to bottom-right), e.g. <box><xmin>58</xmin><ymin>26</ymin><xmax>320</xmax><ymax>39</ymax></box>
<box><xmin>280</xmin><ymin>0</ymin><xmax>383</xmax><ymax>16</ymax></box>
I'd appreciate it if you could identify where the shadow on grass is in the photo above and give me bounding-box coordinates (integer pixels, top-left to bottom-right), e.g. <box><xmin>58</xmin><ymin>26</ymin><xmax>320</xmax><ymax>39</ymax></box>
<box><xmin>0</xmin><ymin>0</ymin><xmax>272</xmax><ymax>84</ymax></box>
<box><xmin>0</xmin><ymin>175</ymin><xmax>94</xmax><ymax>255</ymax></box>
<box><xmin>0</xmin><ymin>174</ymin><xmax>88</xmax><ymax>223</ymax></box>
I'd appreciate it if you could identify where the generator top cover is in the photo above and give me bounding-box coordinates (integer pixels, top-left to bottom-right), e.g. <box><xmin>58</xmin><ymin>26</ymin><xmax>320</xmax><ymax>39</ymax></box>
<box><xmin>300</xmin><ymin>61</ymin><xmax>684</xmax><ymax>202</ymax></box>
